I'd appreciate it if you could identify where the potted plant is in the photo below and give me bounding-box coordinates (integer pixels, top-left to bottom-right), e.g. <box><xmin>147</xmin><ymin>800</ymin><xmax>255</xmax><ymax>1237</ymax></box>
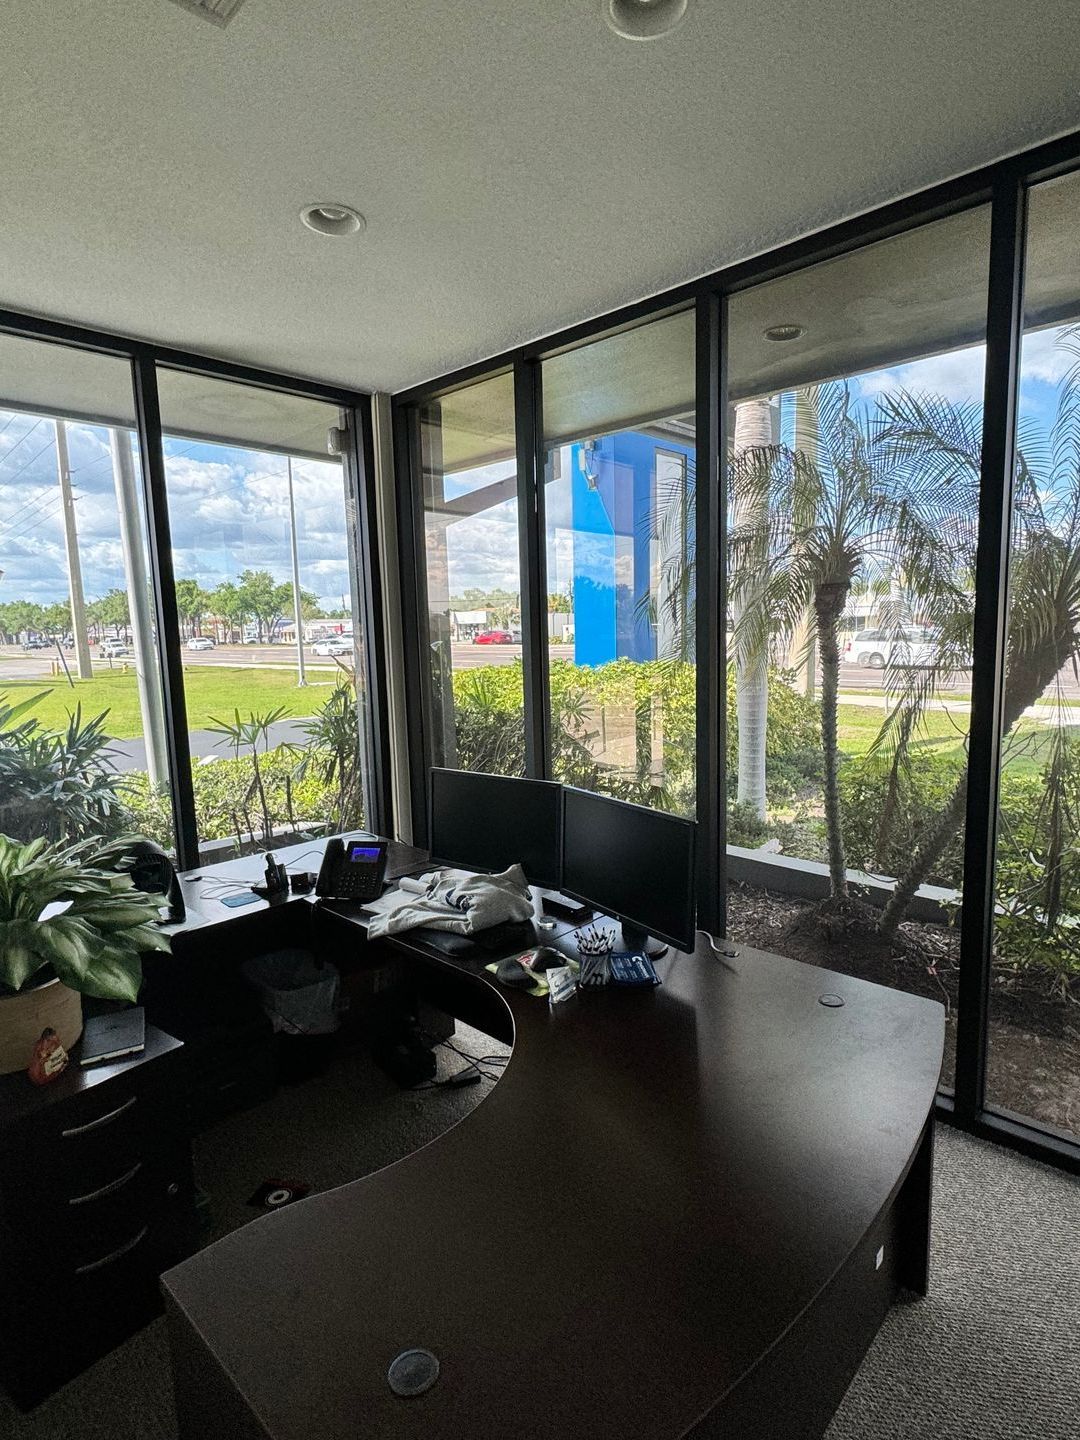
<box><xmin>0</xmin><ymin>833</ymin><xmax>170</xmax><ymax>1075</ymax></box>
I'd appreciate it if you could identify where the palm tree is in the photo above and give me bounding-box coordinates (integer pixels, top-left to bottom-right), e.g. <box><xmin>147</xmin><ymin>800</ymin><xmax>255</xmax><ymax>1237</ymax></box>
<box><xmin>729</xmin><ymin>382</ymin><xmax>966</xmax><ymax>898</ymax></box>
<box><xmin>874</xmin><ymin>327</ymin><xmax>1080</xmax><ymax>936</ymax></box>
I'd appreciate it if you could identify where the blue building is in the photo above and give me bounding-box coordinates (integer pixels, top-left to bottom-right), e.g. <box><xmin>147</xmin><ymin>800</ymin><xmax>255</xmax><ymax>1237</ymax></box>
<box><xmin>566</xmin><ymin>430</ymin><xmax>695</xmax><ymax>666</ymax></box>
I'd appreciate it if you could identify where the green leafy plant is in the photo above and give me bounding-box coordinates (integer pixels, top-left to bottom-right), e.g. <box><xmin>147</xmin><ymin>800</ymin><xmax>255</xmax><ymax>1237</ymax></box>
<box><xmin>292</xmin><ymin>682</ymin><xmax>366</xmax><ymax>833</ymax></box>
<box><xmin>207</xmin><ymin>706</ymin><xmax>291</xmax><ymax>843</ymax></box>
<box><xmin>0</xmin><ymin>834</ymin><xmax>170</xmax><ymax>1002</ymax></box>
<box><xmin>0</xmin><ymin>692</ymin><xmax>132</xmax><ymax>844</ymax></box>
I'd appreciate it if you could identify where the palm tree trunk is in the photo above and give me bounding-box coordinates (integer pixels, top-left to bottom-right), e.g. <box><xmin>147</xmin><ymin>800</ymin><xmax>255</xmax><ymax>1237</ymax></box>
<box><xmin>735</xmin><ymin>657</ymin><xmax>769</xmax><ymax>818</ymax></box>
<box><xmin>816</xmin><ymin>582</ymin><xmax>849</xmax><ymax>897</ymax></box>
<box><xmin>732</xmin><ymin>398</ymin><xmax>778</xmax><ymax>819</ymax></box>
<box><xmin>878</xmin><ymin>770</ymin><xmax>968</xmax><ymax>936</ymax></box>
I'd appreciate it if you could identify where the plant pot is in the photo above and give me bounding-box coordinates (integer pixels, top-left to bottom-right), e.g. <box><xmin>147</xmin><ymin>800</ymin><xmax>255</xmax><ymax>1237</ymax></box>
<box><xmin>0</xmin><ymin>976</ymin><xmax>83</xmax><ymax>1075</ymax></box>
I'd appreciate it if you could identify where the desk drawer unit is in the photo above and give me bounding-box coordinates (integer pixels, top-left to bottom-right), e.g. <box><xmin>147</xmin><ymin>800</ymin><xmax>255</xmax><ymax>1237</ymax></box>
<box><xmin>0</xmin><ymin>1025</ymin><xmax>196</xmax><ymax>1408</ymax></box>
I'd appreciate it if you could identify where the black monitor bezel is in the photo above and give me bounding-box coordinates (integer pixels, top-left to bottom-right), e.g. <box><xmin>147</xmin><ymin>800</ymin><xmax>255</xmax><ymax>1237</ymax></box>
<box><xmin>559</xmin><ymin>785</ymin><xmax>698</xmax><ymax>954</ymax></box>
<box><xmin>428</xmin><ymin>767</ymin><xmax>564</xmax><ymax>890</ymax></box>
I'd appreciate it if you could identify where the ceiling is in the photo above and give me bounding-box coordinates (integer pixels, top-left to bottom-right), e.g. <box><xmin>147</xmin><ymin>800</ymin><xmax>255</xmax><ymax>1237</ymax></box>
<box><xmin>3</xmin><ymin>1</ymin><xmax>1079</xmax><ymax>395</ymax></box>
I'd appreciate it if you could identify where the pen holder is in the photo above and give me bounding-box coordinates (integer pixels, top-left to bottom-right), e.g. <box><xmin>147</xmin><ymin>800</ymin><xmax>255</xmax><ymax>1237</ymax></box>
<box><xmin>575</xmin><ymin>924</ymin><xmax>616</xmax><ymax>988</ymax></box>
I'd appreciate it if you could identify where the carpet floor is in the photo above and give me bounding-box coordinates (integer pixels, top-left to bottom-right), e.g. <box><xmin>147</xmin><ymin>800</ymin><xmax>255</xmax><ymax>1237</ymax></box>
<box><xmin>3</xmin><ymin>1031</ymin><xmax>1077</xmax><ymax>1440</ymax></box>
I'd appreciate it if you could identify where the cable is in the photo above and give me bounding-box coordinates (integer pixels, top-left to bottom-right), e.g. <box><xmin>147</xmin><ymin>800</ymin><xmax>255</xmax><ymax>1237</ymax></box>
<box><xmin>2</xmin><ymin>435</ymin><xmax>55</xmax><ymax>488</ymax></box>
<box><xmin>0</xmin><ymin>417</ymin><xmax>43</xmax><ymax>465</ymax></box>
<box><xmin>697</xmin><ymin>928</ymin><xmax>740</xmax><ymax>971</ymax></box>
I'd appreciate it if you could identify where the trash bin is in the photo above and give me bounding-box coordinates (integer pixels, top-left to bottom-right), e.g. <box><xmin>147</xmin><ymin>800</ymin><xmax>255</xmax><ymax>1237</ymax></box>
<box><xmin>242</xmin><ymin>950</ymin><xmax>341</xmax><ymax>1082</ymax></box>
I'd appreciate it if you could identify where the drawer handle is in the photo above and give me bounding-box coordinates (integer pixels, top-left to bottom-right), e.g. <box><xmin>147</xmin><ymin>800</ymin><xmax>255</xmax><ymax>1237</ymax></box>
<box><xmin>61</xmin><ymin>1094</ymin><xmax>137</xmax><ymax>1138</ymax></box>
<box><xmin>68</xmin><ymin>1161</ymin><xmax>143</xmax><ymax>1207</ymax></box>
<box><xmin>74</xmin><ymin>1225</ymin><xmax>149</xmax><ymax>1275</ymax></box>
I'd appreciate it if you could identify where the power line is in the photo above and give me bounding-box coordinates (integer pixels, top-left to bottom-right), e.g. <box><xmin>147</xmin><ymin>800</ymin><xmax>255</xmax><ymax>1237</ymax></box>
<box><xmin>0</xmin><ymin>418</ymin><xmax>44</xmax><ymax>467</ymax></box>
<box><xmin>3</xmin><ymin>435</ymin><xmax>56</xmax><ymax>489</ymax></box>
<box><xmin>0</xmin><ymin>482</ymin><xmax>58</xmax><ymax>535</ymax></box>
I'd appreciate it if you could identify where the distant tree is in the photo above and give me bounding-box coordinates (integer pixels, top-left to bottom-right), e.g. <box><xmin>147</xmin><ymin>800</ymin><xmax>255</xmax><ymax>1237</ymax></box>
<box><xmin>40</xmin><ymin>603</ymin><xmax>71</xmax><ymax>637</ymax></box>
<box><xmin>95</xmin><ymin>589</ymin><xmax>130</xmax><ymax>638</ymax></box>
<box><xmin>299</xmin><ymin>588</ymin><xmax>323</xmax><ymax>622</ymax></box>
<box><xmin>211</xmin><ymin>581</ymin><xmax>247</xmax><ymax>641</ymax></box>
<box><xmin>0</xmin><ymin>600</ymin><xmax>44</xmax><ymax>642</ymax></box>
<box><xmin>235</xmin><ymin>570</ymin><xmax>292</xmax><ymax>642</ymax></box>
<box><xmin>174</xmin><ymin>579</ymin><xmax>210</xmax><ymax>638</ymax></box>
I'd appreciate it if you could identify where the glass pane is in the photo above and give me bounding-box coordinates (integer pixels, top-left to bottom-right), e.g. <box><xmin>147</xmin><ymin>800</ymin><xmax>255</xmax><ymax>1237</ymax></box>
<box><xmin>541</xmin><ymin>311</ymin><xmax>696</xmax><ymax>814</ymax></box>
<box><xmin>156</xmin><ymin>368</ymin><xmax>365</xmax><ymax>859</ymax></box>
<box><xmin>0</xmin><ymin>333</ymin><xmax>173</xmax><ymax>850</ymax></box>
<box><xmin>724</xmin><ymin>207</ymin><xmax>992</xmax><ymax>1092</ymax></box>
<box><xmin>416</xmin><ymin>371</ymin><xmax>524</xmax><ymax>776</ymax></box>
<box><xmin>987</xmin><ymin>169</ymin><xmax>1080</xmax><ymax>1141</ymax></box>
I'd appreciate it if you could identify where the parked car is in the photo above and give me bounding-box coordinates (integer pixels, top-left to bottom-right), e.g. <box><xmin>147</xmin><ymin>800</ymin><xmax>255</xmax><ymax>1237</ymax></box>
<box><xmin>311</xmin><ymin>637</ymin><xmax>353</xmax><ymax>656</ymax></box>
<box><xmin>472</xmin><ymin>629</ymin><xmax>514</xmax><ymax>645</ymax></box>
<box><xmin>100</xmin><ymin>640</ymin><xmax>132</xmax><ymax>659</ymax></box>
<box><xmin>840</xmin><ymin>627</ymin><xmax>936</xmax><ymax>669</ymax></box>
<box><xmin>186</xmin><ymin>636</ymin><xmax>215</xmax><ymax>651</ymax></box>
<box><xmin>21</xmin><ymin>637</ymin><xmax>50</xmax><ymax>650</ymax></box>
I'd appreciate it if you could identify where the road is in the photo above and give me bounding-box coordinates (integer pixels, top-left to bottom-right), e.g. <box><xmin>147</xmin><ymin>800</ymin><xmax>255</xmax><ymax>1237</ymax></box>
<box><xmin>5</xmin><ymin>642</ymin><xmax>1080</xmax><ymax>780</ymax></box>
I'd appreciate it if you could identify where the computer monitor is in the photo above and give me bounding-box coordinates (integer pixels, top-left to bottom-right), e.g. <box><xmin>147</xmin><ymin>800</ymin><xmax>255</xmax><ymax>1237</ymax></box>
<box><xmin>428</xmin><ymin>768</ymin><xmax>563</xmax><ymax>890</ymax></box>
<box><xmin>561</xmin><ymin>787</ymin><xmax>697</xmax><ymax>955</ymax></box>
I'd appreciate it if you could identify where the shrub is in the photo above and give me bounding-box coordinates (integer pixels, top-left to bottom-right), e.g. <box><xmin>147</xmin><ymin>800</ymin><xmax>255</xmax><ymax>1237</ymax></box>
<box><xmin>838</xmin><ymin>753</ymin><xmax>967</xmax><ymax>889</ymax></box>
<box><xmin>124</xmin><ymin>748</ymin><xmax>341</xmax><ymax>849</ymax></box>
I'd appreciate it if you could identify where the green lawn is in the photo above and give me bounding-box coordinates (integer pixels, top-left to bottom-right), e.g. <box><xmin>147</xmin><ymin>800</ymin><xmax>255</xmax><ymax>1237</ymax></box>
<box><xmin>0</xmin><ymin>665</ymin><xmax>341</xmax><ymax>737</ymax></box>
<box><xmin>837</xmin><ymin>703</ymin><xmax>1080</xmax><ymax>777</ymax></box>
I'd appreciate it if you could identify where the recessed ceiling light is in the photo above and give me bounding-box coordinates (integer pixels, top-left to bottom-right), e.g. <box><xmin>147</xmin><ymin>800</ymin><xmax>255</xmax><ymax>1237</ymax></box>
<box><xmin>300</xmin><ymin>203</ymin><xmax>366</xmax><ymax>238</ymax></box>
<box><xmin>763</xmin><ymin>324</ymin><xmax>805</xmax><ymax>342</ymax></box>
<box><xmin>605</xmin><ymin>0</ymin><xmax>688</xmax><ymax>42</ymax></box>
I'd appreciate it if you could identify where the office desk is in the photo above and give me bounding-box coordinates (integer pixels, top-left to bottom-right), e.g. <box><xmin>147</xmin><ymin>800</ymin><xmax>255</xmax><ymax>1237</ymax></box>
<box><xmin>162</xmin><ymin>838</ymin><xmax>943</xmax><ymax>1440</ymax></box>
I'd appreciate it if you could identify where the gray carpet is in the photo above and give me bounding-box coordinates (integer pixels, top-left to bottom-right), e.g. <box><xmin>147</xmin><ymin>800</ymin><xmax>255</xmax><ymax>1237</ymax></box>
<box><xmin>3</xmin><ymin>1035</ymin><xmax>1077</xmax><ymax>1440</ymax></box>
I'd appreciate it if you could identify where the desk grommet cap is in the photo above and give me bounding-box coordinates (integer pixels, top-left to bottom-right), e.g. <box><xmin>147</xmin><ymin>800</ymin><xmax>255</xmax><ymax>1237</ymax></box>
<box><xmin>388</xmin><ymin>1347</ymin><xmax>440</xmax><ymax>1396</ymax></box>
<box><xmin>819</xmin><ymin>993</ymin><xmax>846</xmax><ymax>1008</ymax></box>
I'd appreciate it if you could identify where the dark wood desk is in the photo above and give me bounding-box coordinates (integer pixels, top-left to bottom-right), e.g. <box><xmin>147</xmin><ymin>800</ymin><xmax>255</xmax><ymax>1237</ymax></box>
<box><xmin>162</xmin><ymin>839</ymin><xmax>944</xmax><ymax>1440</ymax></box>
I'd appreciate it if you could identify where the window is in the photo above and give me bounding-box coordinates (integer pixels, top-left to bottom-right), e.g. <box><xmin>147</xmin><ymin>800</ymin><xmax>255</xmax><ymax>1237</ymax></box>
<box><xmin>986</xmin><ymin>168</ymin><xmax>1080</xmax><ymax>1143</ymax></box>
<box><xmin>540</xmin><ymin>311</ymin><xmax>697</xmax><ymax>813</ymax></box>
<box><xmin>723</xmin><ymin>207</ymin><xmax>992</xmax><ymax>1090</ymax></box>
<box><xmin>0</xmin><ymin>334</ymin><xmax>174</xmax><ymax>850</ymax></box>
<box><xmin>416</xmin><ymin>371</ymin><xmax>524</xmax><ymax>777</ymax></box>
<box><xmin>156</xmin><ymin>369</ymin><xmax>365</xmax><ymax>859</ymax></box>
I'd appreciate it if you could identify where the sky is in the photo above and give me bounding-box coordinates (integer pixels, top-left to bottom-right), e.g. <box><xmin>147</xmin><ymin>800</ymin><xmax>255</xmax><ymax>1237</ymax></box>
<box><xmin>428</xmin><ymin>324</ymin><xmax>1078</xmax><ymax>603</ymax></box>
<box><xmin>2</xmin><ymin>326</ymin><xmax>1076</xmax><ymax>617</ymax></box>
<box><xmin>0</xmin><ymin>421</ymin><xmax>353</xmax><ymax>615</ymax></box>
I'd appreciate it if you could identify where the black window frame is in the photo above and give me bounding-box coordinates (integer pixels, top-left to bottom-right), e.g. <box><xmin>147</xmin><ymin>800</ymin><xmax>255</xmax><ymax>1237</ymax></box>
<box><xmin>392</xmin><ymin>126</ymin><xmax>1080</xmax><ymax>1176</ymax></box>
<box><xmin>0</xmin><ymin>310</ymin><xmax>390</xmax><ymax>866</ymax></box>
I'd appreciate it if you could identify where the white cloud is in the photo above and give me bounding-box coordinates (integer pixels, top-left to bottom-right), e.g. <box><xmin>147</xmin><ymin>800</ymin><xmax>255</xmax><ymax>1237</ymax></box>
<box><xmin>857</xmin><ymin>344</ymin><xmax>986</xmax><ymax>405</ymax></box>
<box><xmin>1021</xmin><ymin>326</ymin><xmax>1079</xmax><ymax>386</ymax></box>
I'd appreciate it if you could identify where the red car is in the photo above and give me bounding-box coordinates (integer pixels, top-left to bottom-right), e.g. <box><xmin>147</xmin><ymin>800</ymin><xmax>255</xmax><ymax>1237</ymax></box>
<box><xmin>472</xmin><ymin>629</ymin><xmax>513</xmax><ymax>644</ymax></box>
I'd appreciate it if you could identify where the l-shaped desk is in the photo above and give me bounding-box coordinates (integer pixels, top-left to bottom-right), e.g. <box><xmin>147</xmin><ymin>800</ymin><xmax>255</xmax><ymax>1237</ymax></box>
<box><xmin>161</xmin><ymin>835</ymin><xmax>944</xmax><ymax>1440</ymax></box>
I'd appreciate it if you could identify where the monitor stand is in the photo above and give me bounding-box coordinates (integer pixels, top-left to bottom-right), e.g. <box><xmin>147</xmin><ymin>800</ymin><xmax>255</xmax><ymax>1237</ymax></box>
<box><xmin>619</xmin><ymin>922</ymin><xmax>668</xmax><ymax>961</ymax></box>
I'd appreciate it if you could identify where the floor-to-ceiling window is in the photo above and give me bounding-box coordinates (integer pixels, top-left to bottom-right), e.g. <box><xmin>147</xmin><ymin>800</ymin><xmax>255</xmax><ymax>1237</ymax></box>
<box><xmin>986</xmin><ymin>168</ymin><xmax>1080</xmax><ymax>1143</ymax></box>
<box><xmin>156</xmin><ymin>369</ymin><xmax>367</xmax><ymax>858</ymax></box>
<box><xmin>0</xmin><ymin>334</ymin><xmax>173</xmax><ymax>849</ymax></box>
<box><xmin>723</xmin><ymin>207</ymin><xmax>992</xmax><ymax>1088</ymax></box>
<box><xmin>540</xmin><ymin>311</ymin><xmax>697</xmax><ymax>812</ymax></box>
<box><xmin>416</xmin><ymin>370</ymin><xmax>525</xmax><ymax>777</ymax></box>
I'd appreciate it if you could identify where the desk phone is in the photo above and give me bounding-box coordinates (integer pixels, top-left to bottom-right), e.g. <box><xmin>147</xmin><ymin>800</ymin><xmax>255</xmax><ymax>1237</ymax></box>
<box><xmin>315</xmin><ymin>837</ymin><xmax>389</xmax><ymax>902</ymax></box>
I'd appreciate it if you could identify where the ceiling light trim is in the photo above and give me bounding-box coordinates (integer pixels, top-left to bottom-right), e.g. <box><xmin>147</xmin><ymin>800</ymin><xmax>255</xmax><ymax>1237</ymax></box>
<box><xmin>605</xmin><ymin>0</ymin><xmax>689</xmax><ymax>42</ymax></box>
<box><xmin>300</xmin><ymin>204</ymin><xmax>367</xmax><ymax>238</ymax></box>
<box><xmin>165</xmin><ymin>0</ymin><xmax>249</xmax><ymax>27</ymax></box>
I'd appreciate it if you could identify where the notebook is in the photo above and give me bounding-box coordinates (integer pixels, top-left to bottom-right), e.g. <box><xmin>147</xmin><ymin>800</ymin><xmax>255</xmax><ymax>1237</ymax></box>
<box><xmin>80</xmin><ymin>1008</ymin><xmax>146</xmax><ymax>1067</ymax></box>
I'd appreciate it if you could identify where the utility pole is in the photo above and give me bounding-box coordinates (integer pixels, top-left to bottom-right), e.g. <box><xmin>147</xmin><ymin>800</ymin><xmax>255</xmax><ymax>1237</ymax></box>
<box><xmin>287</xmin><ymin>459</ymin><xmax>306</xmax><ymax>686</ymax></box>
<box><xmin>54</xmin><ymin>420</ymin><xmax>92</xmax><ymax>679</ymax></box>
<box><xmin>111</xmin><ymin>429</ymin><xmax>169</xmax><ymax>789</ymax></box>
